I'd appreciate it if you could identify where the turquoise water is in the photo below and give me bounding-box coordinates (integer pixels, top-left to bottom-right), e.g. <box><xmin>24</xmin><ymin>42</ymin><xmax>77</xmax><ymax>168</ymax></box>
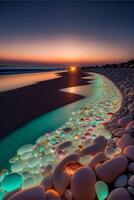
<box><xmin>0</xmin><ymin>73</ymin><xmax>122</xmax><ymax>169</ymax></box>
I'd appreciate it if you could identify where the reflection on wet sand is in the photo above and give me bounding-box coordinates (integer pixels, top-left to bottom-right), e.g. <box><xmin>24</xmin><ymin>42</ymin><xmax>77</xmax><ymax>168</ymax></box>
<box><xmin>0</xmin><ymin>71</ymin><xmax>64</xmax><ymax>92</ymax></box>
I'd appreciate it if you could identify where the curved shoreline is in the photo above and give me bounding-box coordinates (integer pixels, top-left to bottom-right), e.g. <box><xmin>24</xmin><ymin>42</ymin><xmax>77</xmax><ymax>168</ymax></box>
<box><xmin>0</xmin><ymin>71</ymin><xmax>124</xmax><ymax>200</ymax></box>
<box><xmin>0</xmin><ymin>72</ymin><xmax>121</xmax><ymax>168</ymax></box>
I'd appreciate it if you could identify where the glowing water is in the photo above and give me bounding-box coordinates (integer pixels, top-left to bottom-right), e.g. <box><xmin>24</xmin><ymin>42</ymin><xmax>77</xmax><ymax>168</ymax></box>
<box><xmin>0</xmin><ymin>72</ymin><xmax>122</xmax><ymax>172</ymax></box>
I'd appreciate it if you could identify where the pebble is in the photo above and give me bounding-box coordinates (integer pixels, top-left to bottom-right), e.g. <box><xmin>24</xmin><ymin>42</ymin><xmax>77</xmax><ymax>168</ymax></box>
<box><xmin>128</xmin><ymin>162</ymin><xmax>134</xmax><ymax>172</ymax></box>
<box><xmin>114</xmin><ymin>174</ymin><xmax>128</xmax><ymax>187</ymax></box>
<box><xmin>71</xmin><ymin>166</ymin><xmax>96</xmax><ymax>200</ymax></box>
<box><xmin>128</xmin><ymin>175</ymin><xmax>134</xmax><ymax>187</ymax></box>
<box><xmin>17</xmin><ymin>144</ymin><xmax>33</xmax><ymax>155</ymax></box>
<box><xmin>116</xmin><ymin>134</ymin><xmax>133</xmax><ymax>149</ymax></box>
<box><xmin>117</xmin><ymin>115</ymin><xmax>132</xmax><ymax>127</ymax></box>
<box><xmin>88</xmin><ymin>152</ymin><xmax>106</xmax><ymax>169</ymax></box>
<box><xmin>128</xmin><ymin>186</ymin><xmax>134</xmax><ymax>196</ymax></box>
<box><xmin>1</xmin><ymin>173</ymin><xmax>22</xmax><ymax>192</ymax></box>
<box><xmin>95</xmin><ymin>180</ymin><xmax>108</xmax><ymax>200</ymax></box>
<box><xmin>124</xmin><ymin>146</ymin><xmax>134</xmax><ymax>161</ymax></box>
<box><xmin>8</xmin><ymin>186</ymin><xmax>47</xmax><ymax>200</ymax></box>
<box><xmin>79</xmin><ymin>136</ymin><xmax>106</xmax><ymax>157</ymax></box>
<box><xmin>126</xmin><ymin>121</ymin><xmax>134</xmax><ymax>131</ymax></box>
<box><xmin>95</xmin><ymin>155</ymin><xmax>128</xmax><ymax>183</ymax></box>
<box><xmin>107</xmin><ymin>187</ymin><xmax>131</xmax><ymax>200</ymax></box>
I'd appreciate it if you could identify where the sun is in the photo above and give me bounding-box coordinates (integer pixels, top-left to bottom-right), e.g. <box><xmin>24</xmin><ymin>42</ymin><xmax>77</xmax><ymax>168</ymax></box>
<box><xmin>69</xmin><ymin>66</ymin><xmax>77</xmax><ymax>72</ymax></box>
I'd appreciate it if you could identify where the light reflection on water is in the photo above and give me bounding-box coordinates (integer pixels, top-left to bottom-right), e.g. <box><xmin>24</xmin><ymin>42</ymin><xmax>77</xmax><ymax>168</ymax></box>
<box><xmin>0</xmin><ymin>71</ymin><xmax>64</xmax><ymax>92</ymax></box>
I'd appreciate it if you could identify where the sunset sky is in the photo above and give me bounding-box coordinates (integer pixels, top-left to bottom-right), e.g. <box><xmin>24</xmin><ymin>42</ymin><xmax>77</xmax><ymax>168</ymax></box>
<box><xmin>0</xmin><ymin>1</ymin><xmax>134</xmax><ymax>65</ymax></box>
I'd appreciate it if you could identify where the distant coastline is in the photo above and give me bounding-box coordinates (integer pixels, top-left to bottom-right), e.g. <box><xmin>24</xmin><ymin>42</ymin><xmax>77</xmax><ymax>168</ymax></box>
<box><xmin>0</xmin><ymin>67</ymin><xmax>66</xmax><ymax>75</ymax></box>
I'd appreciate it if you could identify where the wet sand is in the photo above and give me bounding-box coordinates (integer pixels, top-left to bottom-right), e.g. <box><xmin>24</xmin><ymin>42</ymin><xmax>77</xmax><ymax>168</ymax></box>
<box><xmin>0</xmin><ymin>70</ymin><xmax>92</xmax><ymax>139</ymax></box>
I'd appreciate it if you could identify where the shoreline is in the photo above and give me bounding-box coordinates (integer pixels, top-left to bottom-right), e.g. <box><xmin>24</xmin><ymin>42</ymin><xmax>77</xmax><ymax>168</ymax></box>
<box><xmin>0</xmin><ymin>70</ymin><xmax>91</xmax><ymax>139</ymax></box>
<box><xmin>1</xmin><ymin>65</ymin><xmax>134</xmax><ymax>200</ymax></box>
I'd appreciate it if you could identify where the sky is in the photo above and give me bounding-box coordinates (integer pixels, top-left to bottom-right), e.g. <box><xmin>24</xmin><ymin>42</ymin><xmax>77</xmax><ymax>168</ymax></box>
<box><xmin>0</xmin><ymin>1</ymin><xmax>134</xmax><ymax>66</ymax></box>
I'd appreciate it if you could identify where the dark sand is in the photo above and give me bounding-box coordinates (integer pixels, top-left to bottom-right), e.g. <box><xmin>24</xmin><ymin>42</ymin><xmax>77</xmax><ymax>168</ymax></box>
<box><xmin>0</xmin><ymin>70</ymin><xmax>92</xmax><ymax>139</ymax></box>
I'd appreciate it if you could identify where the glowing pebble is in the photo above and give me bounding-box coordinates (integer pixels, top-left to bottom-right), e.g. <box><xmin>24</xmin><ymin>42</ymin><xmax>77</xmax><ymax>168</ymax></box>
<box><xmin>17</xmin><ymin>144</ymin><xmax>33</xmax><ymax>155</ymax></box>
<box><xmin>27</xmin><ymin>157</ymin><xmax>39</xmax><ymax>168</ymax></box>
<box><xmin>11</xmin><ymin>161</ymin><xmax>25</xmax><ymax>172</ymax></box>
<box><xmin>95</xmin><ymin>181</ymin><xmax>108</xmax><ymax>200</ymax></box>
<box><xmin>40</xmin><ymin>154</ymin><xmax>52</xmax><ymax>165</ymax></box>
<box><xmin>105</xmin><ymin>146</ymin><xmax>115</xmax><ymax>159</ymax></box>
<box><xmin>80</xmin><ymin>155</ymin><xmax>93</xmax><ymax>165</ymax></box>
<box><xmin>21</xmin><ymin>171</ymin><xmax>31</xmax><ymax>180</ymax></box>
<box><xmin>9</xmin><ymin>157</ymin><xmax>17</xmax><ymax>164</ymax></box>
<box><xmin>30</xmin><ymin>164</ymin><xmax>40</xmax><ymax>174</ymax></box>
<box><xmin>21</xmin><ymin>152</ymin><xmax>32</xmax><ymax>160</ymax></box>
<box><xmin>1</xmin><ymin>173</ymin><xmax>22</xmax><ymax>192</ymax></box>
<box><xmin>22</xmin><ymin>177</ymin><xmax>35</xmax><ymax>189</ymax></box>
<box><xmin>36</xmin><ymin>135</ymin><xmax>46</xmax><ymax>144</ymax></box>
<box><xmin>114</xmin><ymin>147</ymin><xmax>122</xmax><ymax>156</ymax></box>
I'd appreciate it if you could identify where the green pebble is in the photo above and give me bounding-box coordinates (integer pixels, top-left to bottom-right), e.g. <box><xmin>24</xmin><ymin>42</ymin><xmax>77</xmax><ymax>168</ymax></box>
<box><xmin>95</xmin><ymin>180</ymin><xmax>108</xmax><ymax>200</ymax></box>
<box><xmin>1</xmin><ymin>173</ymin><xmax>23</xmax><ymax>192</ymax></box>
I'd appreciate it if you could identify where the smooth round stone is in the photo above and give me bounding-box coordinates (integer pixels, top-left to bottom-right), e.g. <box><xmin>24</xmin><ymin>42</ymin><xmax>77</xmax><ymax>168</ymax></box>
<box><xmin>1</xmin><ymin>173</ymin><xmax>22</xmax><ymax>192</ymax></box>
<box><xmin>63</xmin><ymin>127</ymin><xmax>72</xmax><ymax>133</ymax></box>
<box><xmin>126</xmin><ymin>121</ymin><xmax>134</xmax><ymax>131</ymax></box>
<box><xmin>9</xmin><ymin>157</ymin><xmax>17</xmax><ymax>164</ymax></box>
<box><xmin>30</xmin><ymin>164</ymin><xmax>40</xmax><ymax>174</ymax></box>
<box><xmin>22</xmin><ymin>177</ymin><xmax>35</xmax><ymax>189</ymax></box>
<box><xmin>8</xmin><ymin>186</ymin><xmax>47</xmax><ymax>200</ymax></box>
<box><xmin>36</xmin><ymin>135</ymin><xmax>46</xmax><ymax>144</ymax></box>
<box><xmin>27</xmin><ymin>157</ymin><xmax>39</xmax><ymax>168</ymax></box>
<box><xmin>107</xmin><ymin>187</ymin><xmax>131</xmax><ymax>200</ymax></box>
<box><xmin>57</xmin><ymin>141</ymin><xmax>72</xmax><ymax>152</ymax></box>
<box><xmin>117</xmin><ymin>115</ymin><xmax>132</xmax><ymax>127</ymax></box>
<box><xmin>116</xmin><ymin>134</ymin><xmax>133</xmax><ymax>149</ymax></box>
<box><xmin>21</xmin><ymin>171</ymin><xmax>31</xmax><ymax>180</ymax></box>
<box><xmin>17</xmin><ymin>144</ymin><xmax>33</xmax><ymax>155</ymax></box>
<box><xmin>128</xmin><ymin>175</ymin><xmax>134</xmax><ymax>187</ymax></box>
<box><xmin>128</xmin><ymin>162</ymin><xmax>134</xmax><ymax>172</ymax></box>
<box><xmin>71</xmin><ymin>167</ymin><xmax>96</xmax><ymax>200</ymax></box>
<box><xmin>88</xmin><ymin>152</ymin><xmax>106</xmax><ymax>169</ymax></box>
<box><xmin>95</xmin><ymin>181</ymin><xmax>108</xmax><ymax>200</ymax></box>
<box><xmin>11</xmin><ymin>161</ymin><xmax>25</xmax><ymax>173</ymax></box>
<box><xmin>114</xmin><ymin>174</ymin><xmax>128</xmax><ymax>187</ymax></box>
<box><xmin>95</xmin><ymin>155</ymin><xmax>128</xmax><ymax>183</ymax></box>
<box><xmin>21</xmin><ymin>152</ymin><xmax>32</xmax><ymax>160</ymax></box>
<box><xmin>79</xmin><ymin>136</ymin><xmax>106</xmax><ymax>157</ymax></box>
<box><xmin>124</xmin><ymin>146</ymin><xmax>134</xmax><ymax>161</ymax></box>
<box><xmin>128</xmin><ymin>186</ymin><xmax>134</xmax><ymax>196</ymax></box>
<box><xmin>113</xmin><ymin>129</ymin><xmax>126</xmax><ymax>137</ymax></box>
<box><xmin>40</xmin><ymin>154</ymin><xmax>52</xmax><ymax>165</ymax></box>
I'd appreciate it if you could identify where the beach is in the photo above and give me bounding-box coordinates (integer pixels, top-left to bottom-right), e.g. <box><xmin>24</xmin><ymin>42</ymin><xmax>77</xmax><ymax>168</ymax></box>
<box><xmin>0</xmin><ymin>62</ymin><xmax>134</xmax><ymax>200</ymax></box>
<box><xmin>0</xmin><ymin>70</ymin><xmax>91</xmax><ymax>139</ymax></box>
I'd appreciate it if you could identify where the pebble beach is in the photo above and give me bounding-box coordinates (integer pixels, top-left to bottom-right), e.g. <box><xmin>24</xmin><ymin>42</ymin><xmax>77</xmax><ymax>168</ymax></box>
<box><xmin>0</xmin><ymin>61</ymin><xmax>134</xmax><ymax>200</ymax></box>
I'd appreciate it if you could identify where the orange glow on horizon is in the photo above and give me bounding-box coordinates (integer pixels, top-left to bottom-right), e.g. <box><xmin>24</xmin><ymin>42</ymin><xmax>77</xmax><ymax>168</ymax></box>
<box><xmin>0</xmin><ymin>36</ymin><xmax>132</xmax><ymax>64</ymax></box>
